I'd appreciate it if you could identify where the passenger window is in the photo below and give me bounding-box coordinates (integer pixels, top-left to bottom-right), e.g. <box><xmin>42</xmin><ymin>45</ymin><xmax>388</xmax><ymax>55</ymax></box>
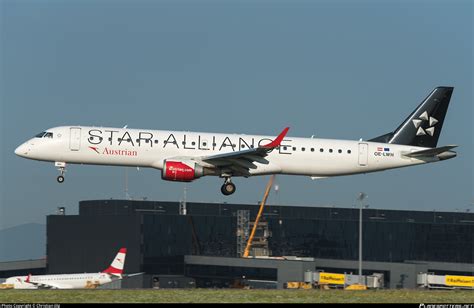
<box><xmin>320</xmin><ymin>148</ymin><xmax>324</xmax><ymax>152</ymax></box>
<box><xmin>338</xmin><ymin>149</ymin><xmax>342</xmax><ymax>153</ymax></box>
<box><xmin>329</xmin><ymin>149</ymin><xmax>333</xmax><ymax>153</ymax></box>
<box><xmin>347</xmin><ymin>150</ymin><xmax>351</xmax><ymax>154</ymax></box>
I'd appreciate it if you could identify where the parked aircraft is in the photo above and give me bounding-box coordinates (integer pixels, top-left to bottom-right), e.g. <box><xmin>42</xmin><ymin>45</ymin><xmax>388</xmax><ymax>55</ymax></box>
<box><xmin>15</xmin><ymin>87</ymin><xmax>457</xmax><ymax>195</ymax></box>
<box><xmin>4</xmin><ymin>248</ymin><xmax>132</xmax><ymax>289</ymax></box>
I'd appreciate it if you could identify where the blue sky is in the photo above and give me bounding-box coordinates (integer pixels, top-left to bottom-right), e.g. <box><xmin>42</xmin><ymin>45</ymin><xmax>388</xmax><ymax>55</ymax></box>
<box><xmin>1</xmin><ymin>0</ymin><xmax>472</xmax><ymax>230</ymax></box>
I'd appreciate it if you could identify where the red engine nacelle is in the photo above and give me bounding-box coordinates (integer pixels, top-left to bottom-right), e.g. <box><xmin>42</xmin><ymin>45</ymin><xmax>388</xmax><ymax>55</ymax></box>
<box><xmin>162</xmin><ymin>160</ymin><xmax>205</xmax><ymax>182</ymax></box>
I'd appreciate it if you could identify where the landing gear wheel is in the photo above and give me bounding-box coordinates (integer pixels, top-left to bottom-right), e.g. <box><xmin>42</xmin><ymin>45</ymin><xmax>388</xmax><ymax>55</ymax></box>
<box><xmin>55</xmin><ymin>163</ymin><xmax>66</xmax><ymax>184</ymax></box>
<box><xmin>221</xmin><ymin>182</ymin><xmax>236</xmax><ymax>196</ymax></box>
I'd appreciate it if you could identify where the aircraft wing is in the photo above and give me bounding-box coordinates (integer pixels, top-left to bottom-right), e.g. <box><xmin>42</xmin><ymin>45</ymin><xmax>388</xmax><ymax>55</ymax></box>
<box><xmin>30</xmin><ymin>282</ymin><xmax>64</xmax><ymax>289</ymax></box>
<box><xmin>200</xmin><ymin>127</ymin><xmax>289</xmax><ymax>176</ymax></box>
<box><xmin>403</xmin><ymin>145</ymin><xmax>458</xmax><ymax>158</ymax></box>
<box><xmin>25</xmin><ymin>276</ymin><xmax>62</xmax><ymax>289</ymax></box>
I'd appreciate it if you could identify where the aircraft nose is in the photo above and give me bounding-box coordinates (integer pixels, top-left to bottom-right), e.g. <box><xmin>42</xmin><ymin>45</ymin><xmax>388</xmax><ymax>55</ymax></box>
<box><xmin>14</xmin><ymin>143</ymin><xmax>28</xmax><ymax>157</ymax></box>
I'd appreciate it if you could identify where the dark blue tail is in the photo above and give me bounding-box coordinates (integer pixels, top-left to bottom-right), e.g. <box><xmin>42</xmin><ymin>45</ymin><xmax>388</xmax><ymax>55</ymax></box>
<box><xmin>369</xmin><ymin>87</ymin><xmax>454</xmax><ymax>148</ymax></box>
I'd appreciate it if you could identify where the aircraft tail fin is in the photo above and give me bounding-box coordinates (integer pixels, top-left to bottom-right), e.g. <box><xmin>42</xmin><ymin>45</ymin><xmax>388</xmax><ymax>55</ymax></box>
<box><xmin>369</xmin><ymin>87</ymin><xmax>454</xmax><ymax>148</ymax></box>
<box><xmin>102</xmin><ymin>248</ymin><xmax>127</xmax><ymax>276</ymax></box>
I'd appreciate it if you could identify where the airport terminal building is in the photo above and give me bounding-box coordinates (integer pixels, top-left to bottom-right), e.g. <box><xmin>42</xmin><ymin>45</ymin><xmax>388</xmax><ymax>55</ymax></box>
<box><xmin>42</xmin><ymin>199</ymin><xmax>474</xmax><ymax>289</ymax></box>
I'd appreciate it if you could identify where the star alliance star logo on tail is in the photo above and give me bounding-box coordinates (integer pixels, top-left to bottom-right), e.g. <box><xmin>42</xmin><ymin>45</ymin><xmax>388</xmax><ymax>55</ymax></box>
<box><xmin>413</xmin><ymin>111</ymin><xmax>438</xmax><ymax>137</ymax></box>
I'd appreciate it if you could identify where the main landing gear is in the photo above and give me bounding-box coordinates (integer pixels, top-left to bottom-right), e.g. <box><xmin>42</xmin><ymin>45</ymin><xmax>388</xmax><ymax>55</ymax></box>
<box><xmin>221</xmin><ymin>178</ymin><xmax>236</xmax><ymax>196</ymax></box>
<box><xmin>55</xmin><ymin>162</ymin><xmax>66</xmax><ymax>183</ymax></box>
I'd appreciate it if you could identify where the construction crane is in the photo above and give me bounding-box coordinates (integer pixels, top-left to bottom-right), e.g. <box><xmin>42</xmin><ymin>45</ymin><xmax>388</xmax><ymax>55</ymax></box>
<box><xmin>243</xmin><ymin>175</ymin><xmax>275</xmax><ymax>258</ymax></box>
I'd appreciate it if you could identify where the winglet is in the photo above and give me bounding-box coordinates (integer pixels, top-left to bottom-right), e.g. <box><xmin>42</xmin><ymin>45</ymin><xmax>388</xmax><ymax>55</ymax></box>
<box><xmin>26</xmin><ymin>274</ymin><xmax>31</xmax><ymax>283</ymax></box>
<box><xmin>261</xmin><ymin>127</ymin><xmax>290</xmax><ymax>149</ymax></box>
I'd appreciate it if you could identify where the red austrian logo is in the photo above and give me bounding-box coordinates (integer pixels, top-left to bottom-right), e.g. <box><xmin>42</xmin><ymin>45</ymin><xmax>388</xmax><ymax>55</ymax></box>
<box><xmin>89</xmin><ymin>146</ymin><xmax>100</xmax><ymax>154</ymax></box>
<box><xmin>89</xmin><ymin>146</ymin><xmax>137</xmax><ymax>156</ymax></box>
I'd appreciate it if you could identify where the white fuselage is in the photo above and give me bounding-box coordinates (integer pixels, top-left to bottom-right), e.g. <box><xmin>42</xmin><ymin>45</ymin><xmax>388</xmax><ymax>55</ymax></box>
<box><xmin>15</xmin><ymin>126</ymin><xmax>439</xmax><ymax>178</ymax></box>
<box><xmin>5</xmin><ymin>272</ymin><xmax>116</xmax><ymax>289</ymax></box>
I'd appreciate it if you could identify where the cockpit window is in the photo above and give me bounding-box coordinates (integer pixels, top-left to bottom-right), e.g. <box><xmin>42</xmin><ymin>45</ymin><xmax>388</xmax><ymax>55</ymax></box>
<box><xmin>34</xmin><ymin>132</ymin><xmax>53</xmax><ymax>138</ymax></box>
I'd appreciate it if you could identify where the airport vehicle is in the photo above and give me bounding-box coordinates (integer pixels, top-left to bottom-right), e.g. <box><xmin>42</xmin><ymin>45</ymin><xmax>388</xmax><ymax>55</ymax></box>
<box><xmin>417</xmin><ymin>272</ymin><xmax>474</xmax><ymax>290</ymax></box>
<box><xmin>15</xmin><ymin>87</ymin><xmax>457</xmax><ymax>196</ymax></box>
<box><xmin>4</xmin><ymin>248</ymin><xmax>128</xmax><ymax>289</ymax></box>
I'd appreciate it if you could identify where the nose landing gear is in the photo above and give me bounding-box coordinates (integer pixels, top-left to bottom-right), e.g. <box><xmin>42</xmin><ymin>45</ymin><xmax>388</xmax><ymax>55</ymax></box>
<box><xmin>221</xmin><ymin>178</ymin><xmax>236</xmax><ymax>196</ymax></box>
<box><xmin>55</xmin><ymin>162</ymin><xmax>66</xmax><ymax>183</ymax></box>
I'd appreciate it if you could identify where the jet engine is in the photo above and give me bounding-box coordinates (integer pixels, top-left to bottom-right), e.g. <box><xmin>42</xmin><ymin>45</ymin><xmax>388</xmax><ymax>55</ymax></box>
<box><xmin>162</xmin><ymin>160</ymin><xmax>211</xmax><ymax>182</ymax></box>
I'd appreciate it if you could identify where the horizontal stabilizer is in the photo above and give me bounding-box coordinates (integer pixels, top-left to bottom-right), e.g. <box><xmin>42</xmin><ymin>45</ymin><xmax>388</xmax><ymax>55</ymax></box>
<box><xmin>123</xmin><ymin>272</ymin><xmax>145</xmax><ymax>278</ymax></box>
<box><xmin>403</xmin><ymin>145</ymin><xmax>457</xmax><ymax>158</ymax></box>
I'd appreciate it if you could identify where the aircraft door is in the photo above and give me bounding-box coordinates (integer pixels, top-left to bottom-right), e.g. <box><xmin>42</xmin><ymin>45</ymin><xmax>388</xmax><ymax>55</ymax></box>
<box><xmin>358</xmin><ymin>143</ymin><xmax>368</xmax><ymax>166</ymax></box>
<box><xmin>69</xmin><ymin>127</ymin><xmax>81</xmax><ymax>151</ymax></box>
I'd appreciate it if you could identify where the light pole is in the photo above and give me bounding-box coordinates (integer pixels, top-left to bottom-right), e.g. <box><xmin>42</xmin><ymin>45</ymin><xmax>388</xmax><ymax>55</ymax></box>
<box><xmin>357</xmin><ymin>192</ymin><xmax>368</xmax><ymax>285</ymax></box>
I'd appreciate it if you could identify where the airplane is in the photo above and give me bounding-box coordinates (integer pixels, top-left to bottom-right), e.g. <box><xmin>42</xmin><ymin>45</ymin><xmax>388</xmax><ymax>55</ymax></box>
<box><xmin>4</xmin><ymin>248</ymin><xmax>134</xmax><ymax>289</ymax></box>
<box><xmin>14</xmin><ymin>86</ymin><xmax>457</xmax><ymax>196</ymax></box>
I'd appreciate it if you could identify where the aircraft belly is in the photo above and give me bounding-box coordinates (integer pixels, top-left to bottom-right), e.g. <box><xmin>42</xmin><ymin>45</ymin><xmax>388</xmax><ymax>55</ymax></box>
<box><xmin>273</xmin><ymin>155</ymin><xmax>360</xmax><ymax>176</ymax></box>
<box><xmin>248</xmin><ymin>162</ymin><xmax>282</xmax><ymax>175</ymax></box>
<box><xmin>15</xmin><ymin>284</ymin><xmax>37</xmax><ymax>289</ymax></box>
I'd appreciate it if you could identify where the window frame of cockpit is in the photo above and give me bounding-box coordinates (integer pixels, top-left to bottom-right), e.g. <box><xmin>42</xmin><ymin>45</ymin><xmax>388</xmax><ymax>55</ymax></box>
<box><xmin>34</xmin><ymin>132</ymin><xmax>54</xmax><ymax>138</ymax></box>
